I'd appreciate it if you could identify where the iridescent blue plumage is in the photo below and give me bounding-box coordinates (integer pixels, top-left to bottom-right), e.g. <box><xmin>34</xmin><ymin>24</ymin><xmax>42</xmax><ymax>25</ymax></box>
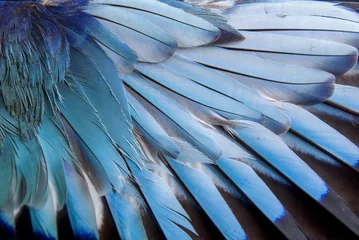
<box><xmin>0</xmin><ymin>0</ymin><xmax>359</xmax><ymax>239</ymax></box>
<box><xmin>0</xmin><ymin>1</ymin><xmax>69</xmax><ymax>140</ymax></box>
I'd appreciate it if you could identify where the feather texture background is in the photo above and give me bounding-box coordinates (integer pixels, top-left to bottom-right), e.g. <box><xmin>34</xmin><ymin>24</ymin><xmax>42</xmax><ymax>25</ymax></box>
<box><xmin>0</xmin><ymin>0</ymin><xmax>358</xmax><ymax>239</ymax></box>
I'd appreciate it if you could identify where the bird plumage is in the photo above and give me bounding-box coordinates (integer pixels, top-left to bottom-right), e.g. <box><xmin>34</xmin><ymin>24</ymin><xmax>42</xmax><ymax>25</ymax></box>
<box><xmin>0</xmin><ymin>0</ymin><xmax>358</xmax><ymax>239</ymax></box>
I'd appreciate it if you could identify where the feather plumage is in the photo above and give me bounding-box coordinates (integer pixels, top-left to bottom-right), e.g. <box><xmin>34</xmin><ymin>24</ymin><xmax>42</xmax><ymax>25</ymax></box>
<box><xmin>64</xmin><ymin>162</ymin><xmax>99</xmax><ymax>239</ymax></box>
<box><xmin>217</xmin><ymin>157</ymin><xmax>307</xmax><ymax>239</ymax></box>
<box><xmin>167</xmin><ymin>158</ymin><xmax>247</xmax><ymax>240</ymax></box>
<box><xmin>179</xmin><ymin>45</ymin><xmax>336</xmax><ymax>105</ymax></box>
<box><xmin>0</xmin><ymin>0</ymin><xmax>359</xmax><ymax>239</ymax></box>
<box><xmin>217</xmin><ymin>31</ymin><xmax>358</xmax><ymax>76</ymax></box>
<box><xmin>89</xmin><ymin>0</ymin><xmax>221</xmax><ymax>47</ymax></box>
<box><xmin>275</xmin><ymin>102</ymin><xmax>359</xmax><ymax>170</ymax></box>
<box><xmin>105</xmin><ymin>186</ymin><xmax>147</xmax><ymax>240</ymax></box>
<box><xmin>124</xmin><ymin>72</ymin><xmax>222</xmax><ymax>160</ymax></box>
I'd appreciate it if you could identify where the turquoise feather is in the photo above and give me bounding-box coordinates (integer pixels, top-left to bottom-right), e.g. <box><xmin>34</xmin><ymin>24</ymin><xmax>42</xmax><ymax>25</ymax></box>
<box><xmin>0</xmin><ymin>1</ymin><xmax>359</xmax><ymax>239</ymax></box>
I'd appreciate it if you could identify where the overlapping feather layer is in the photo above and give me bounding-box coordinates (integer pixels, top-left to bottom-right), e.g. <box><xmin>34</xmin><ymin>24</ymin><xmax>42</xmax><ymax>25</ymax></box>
<box><xmin>0</xmin><ymin>0</ymin><xmax>358</xmax><ymax>239</ymax></box>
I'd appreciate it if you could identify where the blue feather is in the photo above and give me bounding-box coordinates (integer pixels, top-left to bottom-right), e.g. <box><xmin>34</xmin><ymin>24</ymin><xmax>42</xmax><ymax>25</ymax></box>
<box><xmin>328</xmin><ymin>84</ymin><xmax>359</xmax><ymax>115</ymax></box>
<box><xmin>217</xmin><ymin>157</ymin><xmax>307</xmax><ymax>239</ymax></box>
<box><xmin>275</xmin><ymin>102</ymin><xmax>359</xmax><ymax>170</ymax></box>
<box><xmin>0</xmin><ymin>0</ymin><xmax>359</xmax><ymax>239</ymax></box>
<box><xmin>67</xmin><ymin>45</ymin><xmax>144</xmax><ymax>168</ymax></box>
<box><xmin>84</xmin><ymin>4</ymin><xmax>177</xmax><ymax>63</ymax></box>
<box><xmin>217</xmin><ymin>157</ymin><xmax>286</xmax><ymax>222</ymax></box>
<box><xmin>128</xmin><ymin>94</ymin><xmax>180</xmax><ymax>158</ymax></box>
<box><xmin>105</xmin><ymin>186</ymin><xmax>147</xmax><ymax>240</ymax></box>
<box><xmin>62</xmin><ymin>12</ymin><xmax>137</xmax><ymax>75</ymax></box>
<box><xmin>178</xmin><ymin>46</ymin><xmax>335</xmax><ymax>105</ymax></box>
<box><xmin>224</xmin><ymin>3</ymin><xmax>359</xmax><ymax>49</ymax></box>
<box><xmin>167</xmin><ymin>158</ymin><xmax>247</xmax><ymax>240</ymax></box>
<box><xmin>59</xmin><ymin>81</ymin><xmax>129</xmax><ymax>191</ymax></box>
<box><xmin>64</xmin><ymin>162</ymin><xmax>99</xmax><ymax>240</ymax></box>
<box><xmin>228</xmin><ymin>120</ymin><xmax>359</xmax><ymax>234</ymax></box>
<box><xmin>38</xmin><ymin>107</ymin><xmax>74</xmax><ymax>209</ymax></box>
<box><xmin>0</xmin><ymin>211</ymin><xmax>14</xmax><ymax>240</ymax></box>
<box><xmin>157</xmin><ymin>55</ymin><xmax>291</xmax><ymax>134</ymax></box>
<box><xmin>29</xmin><ymin>194</ymin><xmax>57</xmax><ymax>240</ymax></box>
<box><xmin>137</xmin><ymin>62</ymin><xmax>264</xmax><ymax>123</ymax></box>
<box><xmin>127</xmin><ymin>160</ymin><xmax>197</xmax><ymax>239</ymax></box>
<box><xmin>123</xmin><ymin>72</ymin><xmax>222</xmax><ymax>160</ymax></box>
<box><xmin>89</xmin><ymin>0</ymin><xmax>221</xmax><ymax>47</ymax></box>
<box><xmin>217</xmin><ymin>31</ymin><xmax>358</xmax><ymax>76</ymax></box>
<box><xmin>158</xmin><ymin>0</ymin><xmax>244</xmax><ymax>43</ymax></box>
<box><xmin>228</xmin><ymin>121</ymin><xmax>328</xmax><ymax>200</ymax></box>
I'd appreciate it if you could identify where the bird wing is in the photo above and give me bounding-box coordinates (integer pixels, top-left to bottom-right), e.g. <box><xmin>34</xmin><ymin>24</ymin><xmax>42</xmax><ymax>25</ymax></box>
<box><xmin>0</xmin><ymin>0</ymin><xmax>359</xmax><ymax>239</ymax></box>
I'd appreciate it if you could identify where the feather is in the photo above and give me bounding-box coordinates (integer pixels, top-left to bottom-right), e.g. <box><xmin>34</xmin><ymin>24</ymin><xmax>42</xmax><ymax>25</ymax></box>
<box><xmin>64</xmin><ymin>162</ymin><xmax>99</xmax><ymax>240</ymax></box>
<box><xmin>83</xmin><ymin>4</ymin><xmax>177</xmax><ymax>63</ymax></box>
<box><xmin>167</xmin><ymin>158</ymin><xmax>247</xmax><ymax>240</ymax></box>
<box><xmin>217</xmin><ymin>31</ymin><xmax>358</xmax><ymax>76</ymax></box>
<box><xmin>0</xmin><ymin>136</ymin><xmax>15</xmax><ymax>209</ymax></box>
<box><xmin>227</xmin><ymin>120</ymin><xmax>327</xmax><ymax>199</ymax></box>
<box><xmin>275</xmin><ymin>102</ymin><xmax>359</xmax><ymax>170</ymax></box>
<box><xmin>224</xmin><ymin>1</ymin><xmax>359</xmax><ymax>22</ymax></box>
<box><xmin>127</xmin><ymin>161</ymin><xmax>196</xmax><ymax>239</ymax></box>
<box><xmin>133</xmin><ymin>117</ymin><xmax>243</xmax><ymax>238</ymax></box>
<box><xmin>105</xmin><ymin>185</ymin><xmax>147</xmax><ymax>240</ymax></box>
<box><xmin>337</xmin><ymin>62</ymin><xmax>359</xmax><ymax>87</ymax></box>
<box><xmin>123</xmin><ymin>72</ymin><xmax>222</xmax><ymax>160</ymax></box>
<box><xmin>158</xmin><ymin>55</ymin><xmax>291</xmax><ymax>134</ymax></box>
<box><xmin>0</xmin><ymin>211</ymin><xmax>14</xmax><ymax>240</ymax></box>
<box><xmin>306</xmin><ymin>103</ymin><xmax>359</xmax><ymax>126</ymax></box>
<box><xmin>282</xmin><ymin>132</ymin><xmax>340</xmax><ymax>167</ymax></box>
<box><xmin>62</xmin><ymin>12</ymin><xmax>137</xmax><ymax>74</ymax></box>
<box><xmin>60</xmin><ymin>17</ymin><xmax>144</xmax><ymax>184</ymax></box>
<box><xmin>66</xmin><ymin>43</ymin><xmax>144</xmax><ymax>168</ymax></box>
<box><xmin>217</xmin><ymin>157</ymin><xmax>307</xmax><ymax>240</ymax></box>
<box><xmin>89</xmin><ymin>0</ymin><xmax>221</xmax><ymax>47</ymax></box>
<box><xmin>43</xmin><ymin>0</ymin><xmax>89</xmax><ymax>8</ymax></box>
<box><xmin>128</xmin><ymin>94</ymin><xmax>180</xmax><ymax>158</ymax></box>
<box><xmin>38</xmin><ymin>109</ymin><xmax>73</xmax><ymax>209</ymax></box>
<box><xmin>327</xmin><ymin>84</ymin><xmax>359</xmax><ymax>116</ymax></box>
<box><xmin>1</xmin><ymin>0</ymin><xmax>359</xmax><ymax>239</ymax></box>
<box><xmin>136</xmin><ymin>62</ymin><xmax>264</xmax><ymax>124</ymax></box>
<box><xmin>158</xmin><ymin>0</ymin><xmax>244</xmax><ymax>43</ymax></box>
<box><xmin>0</xmin><ymin>1</ymin><xmax>69</xmax><ymax>136</ymax></box>
<box><xmin>260</xmin><ymin>30</ymin><xmax>359</xmax><ymax>50</ymax></box>
<box><xmin>179</xmin><ymin>46</ymin><xmax>335</xmax><ymax>105</ymax></box>
<box><xmin>62</xmin><ymin>22</ymin><xmax>146</xmax><ymax>171</ymax></box>
<box><xmin>224</xmin><ymin>7</ymin><xmax>359</xmax><ymax>49</ymax></box>
<box><xmin>13</xmin><ymin>137</ymin><xmax>49</xmax><ymax>209</ymax></box>
<box><xmin>29</xmin><ymin>194</ymin><xmax>57</xmax><ymax>240</ymax></box>
<box><xmin>337</xmin><ymin>1</ymin><xmax>359</xmax><ymax>13</ymax></box>
<box><xmin>228</xmin><ymin>120</ymin><xmax>359</xmax><ymax>235</ymax></box>
<box><xmin>64</xmin><ymin>119</ymin><xmax>112</xmax><ymax>196</ymax></box>
<box><xmin>58</xmin><ymin>81</ymin><xmax>129</xmax><ymax>191</ymax></box>
<box><xmin>227</xmin><ymin>13</ymin><xmax>359</xmax><ymax>32</ymax></box>
<box><xmin>209</xmin><ymin>127</ymin><xmax>288</xmax><ymax>184</ymax></box>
